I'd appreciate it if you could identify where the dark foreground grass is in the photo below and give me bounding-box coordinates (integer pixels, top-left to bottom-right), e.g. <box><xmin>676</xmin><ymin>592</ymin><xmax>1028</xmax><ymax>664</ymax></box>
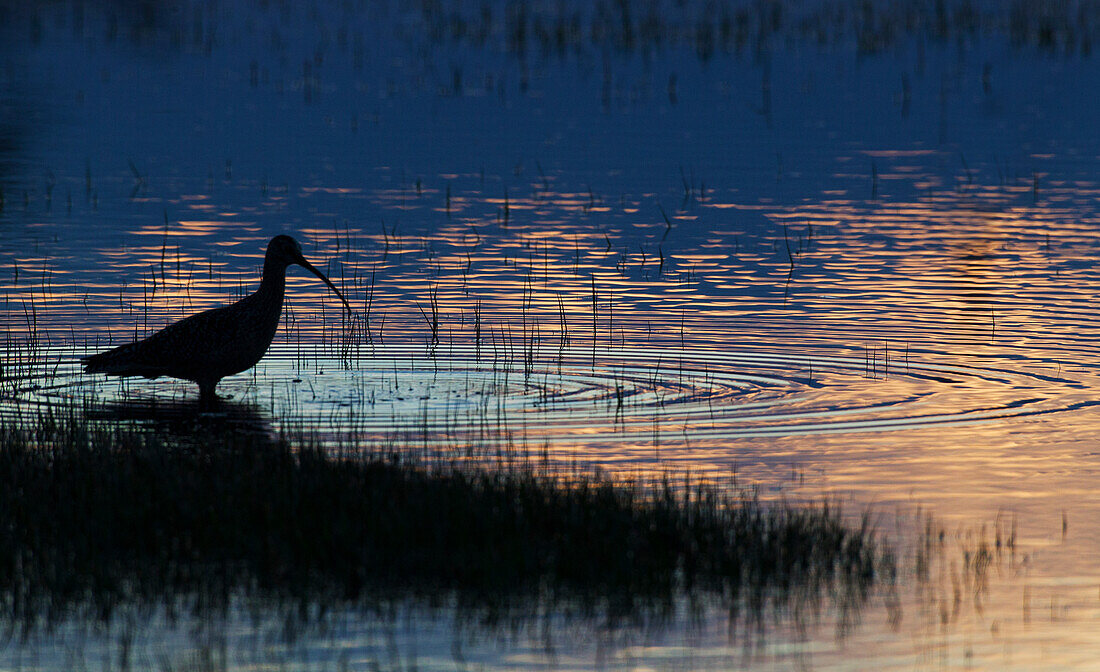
<box><xmin>0</xmin><ymin>409</ymin><xmax>887</xmax><ymax>631</ymax></box>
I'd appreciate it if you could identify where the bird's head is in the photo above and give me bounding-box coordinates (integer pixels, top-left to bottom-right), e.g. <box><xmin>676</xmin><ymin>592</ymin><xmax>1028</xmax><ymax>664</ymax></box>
<box><xmin>267</xmin><ymin>234</ymin><xmax>307</xmax><ymax>266</ymax></box>
<box><xmin>266</xmin><ymin>235</ymin><xmax>353</xmax><ymax>314</ymax></box>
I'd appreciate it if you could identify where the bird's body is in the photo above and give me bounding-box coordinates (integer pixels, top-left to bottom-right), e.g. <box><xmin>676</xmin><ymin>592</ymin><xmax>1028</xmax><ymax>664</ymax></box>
<box><xmin>83</xmin><ymin>235</ymin><xmax>350</xmax><ymax>405</ymax></box>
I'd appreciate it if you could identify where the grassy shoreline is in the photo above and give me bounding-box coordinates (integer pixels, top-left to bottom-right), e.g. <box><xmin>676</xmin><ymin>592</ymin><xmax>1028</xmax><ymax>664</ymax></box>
<box><xmin>0</xmin><ymin>408</ymin><xmax>888</xmax><ymax>632</ymax></box>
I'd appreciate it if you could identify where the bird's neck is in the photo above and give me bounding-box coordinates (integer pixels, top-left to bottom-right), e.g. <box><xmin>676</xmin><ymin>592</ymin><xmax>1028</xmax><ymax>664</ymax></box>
<box><xmin>257</xmin><ymin>258</ymin><xmax>288</xmax><ymax>301</ymax></box>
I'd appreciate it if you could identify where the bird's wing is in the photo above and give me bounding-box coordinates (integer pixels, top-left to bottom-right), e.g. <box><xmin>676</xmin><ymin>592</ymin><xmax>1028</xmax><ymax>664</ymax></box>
<box><xmin>82</xmin><ymin>304</ymin><xmax>242</xmax><ymax>378</ymax></box>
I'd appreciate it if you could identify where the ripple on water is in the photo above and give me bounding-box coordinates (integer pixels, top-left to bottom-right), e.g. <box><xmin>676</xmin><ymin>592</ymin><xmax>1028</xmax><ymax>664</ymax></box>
<box><xmin>6</xmin><ymin>345</ymin><xmax>1092</xmax><ymax>447</ymax></box>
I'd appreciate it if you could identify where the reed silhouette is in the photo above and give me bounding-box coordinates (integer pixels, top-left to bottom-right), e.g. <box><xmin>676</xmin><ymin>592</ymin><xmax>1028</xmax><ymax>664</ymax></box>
<box><xmin>0</xmin><ymin>411</ymin><xmax>885</xmax><ymax>631</ymax></box>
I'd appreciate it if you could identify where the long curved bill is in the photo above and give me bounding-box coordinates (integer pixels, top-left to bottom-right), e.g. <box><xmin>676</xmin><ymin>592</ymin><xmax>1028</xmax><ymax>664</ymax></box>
<box><xmin>297</xmin><ymin>257</ymin><xmax>353</xmax><ymax>314</ymax></box>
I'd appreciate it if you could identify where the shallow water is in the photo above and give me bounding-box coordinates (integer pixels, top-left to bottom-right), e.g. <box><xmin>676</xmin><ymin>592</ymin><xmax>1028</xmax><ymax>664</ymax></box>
<box><xmin>4</xmin><ymin>0</ymin><xmax>1100</xmax><ymax>669</ymax></box>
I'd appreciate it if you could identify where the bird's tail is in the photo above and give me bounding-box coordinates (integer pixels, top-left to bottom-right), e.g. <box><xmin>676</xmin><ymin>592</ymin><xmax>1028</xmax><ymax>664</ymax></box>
<box><xmin>82</xmin><ymin>343</ymin><xmax>141</xmax><ymax>375</ymax></box>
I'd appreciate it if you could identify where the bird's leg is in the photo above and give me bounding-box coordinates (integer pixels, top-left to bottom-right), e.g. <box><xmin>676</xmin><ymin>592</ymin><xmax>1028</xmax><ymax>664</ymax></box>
<box><xmin>198</xmin><ymin>381</ymin><xmax>220</xmax><ymax>409</ymax></box>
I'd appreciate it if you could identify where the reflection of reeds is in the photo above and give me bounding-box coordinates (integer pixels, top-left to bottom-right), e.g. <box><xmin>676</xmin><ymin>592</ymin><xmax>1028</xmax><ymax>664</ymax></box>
<box><xmin>909</xmin><ymin>510</ymin><xmax>1019</xmax><ymax>630</ymax></box>
<box><xmin>0</xmin><ymin>411</ymin><xmax>887</xmax><ymax>631</ymax></box>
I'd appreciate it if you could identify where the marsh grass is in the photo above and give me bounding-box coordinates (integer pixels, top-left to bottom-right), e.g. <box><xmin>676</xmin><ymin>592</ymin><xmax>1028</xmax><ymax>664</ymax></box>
<box><xmin>0</xmin><ymin>409</ymin><xmax>885</xmax><ymax>633</ymax></box>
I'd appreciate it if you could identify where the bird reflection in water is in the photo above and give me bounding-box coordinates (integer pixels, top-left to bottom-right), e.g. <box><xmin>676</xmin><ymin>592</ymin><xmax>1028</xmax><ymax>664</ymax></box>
<box><xmin>85</xmin><ymin>396</ymin><xmax>277</xmax><ymax>443</ymax></box>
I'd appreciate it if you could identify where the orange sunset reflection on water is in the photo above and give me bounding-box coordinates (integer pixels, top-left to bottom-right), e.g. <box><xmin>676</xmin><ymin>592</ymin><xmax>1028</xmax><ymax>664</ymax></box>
<box><xmin>5</xmin><ymin>178</ymin><xmax>1100</xmax><ymax>468</ymax></box>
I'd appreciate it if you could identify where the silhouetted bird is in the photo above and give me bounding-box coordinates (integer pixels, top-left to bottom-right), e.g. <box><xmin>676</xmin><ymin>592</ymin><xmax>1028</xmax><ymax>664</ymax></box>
<box><xmin>83</xmin><ymin>235</ymin><xmax>351</xmax><ymax>406</ymax></box>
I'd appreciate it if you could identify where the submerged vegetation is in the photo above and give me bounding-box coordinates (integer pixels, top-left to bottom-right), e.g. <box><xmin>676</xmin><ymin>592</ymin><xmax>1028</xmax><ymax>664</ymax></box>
<box><xmin>4</xmin><ymin>0</ymin><xmax>1098</xmax><ymax>69</ymax></box>
<box><xmin>0</xmin><ymin>409</ymin><xmax>886</xmax><ymax>632</ymax></box>
<box><xmin>412</xmin><ymin>0</ymin><xmax>1100</xmax><ymax>59</ymax></box>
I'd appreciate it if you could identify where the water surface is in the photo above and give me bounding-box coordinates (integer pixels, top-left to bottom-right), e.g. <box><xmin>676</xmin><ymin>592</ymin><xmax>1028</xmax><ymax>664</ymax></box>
<box><xmin>3</xmin><ymin>1</ymin><xmax>1100</xmax><ymax>669</ymax></box>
